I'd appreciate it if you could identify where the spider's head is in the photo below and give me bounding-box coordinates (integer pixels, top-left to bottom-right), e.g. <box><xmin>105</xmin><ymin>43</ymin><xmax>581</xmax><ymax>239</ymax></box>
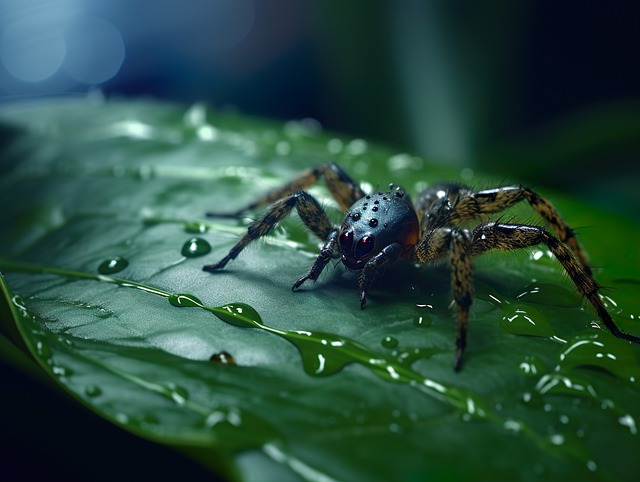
<box><xmin>338</xmin><ymin>228</ymin><xmax>376</xmax><ymax>270</ymax></box>
<box><xmin>338</xmin><ymin>186</ymin><xmax>419</xmax><ymax>270</ymax></box>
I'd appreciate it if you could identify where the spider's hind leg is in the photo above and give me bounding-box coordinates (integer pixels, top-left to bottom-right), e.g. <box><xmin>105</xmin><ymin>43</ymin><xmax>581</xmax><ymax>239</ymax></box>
<box><xmin>449</xmin><ymin>185</ymin><xmax>591</xmax><ymax>273</ymax></box>
<box><xmin>470</xmin><ymin>222</ymin><xmax>640</xmax><ymax>344</ymax></box>
<box><xmin>207</xmin><ymin>162</ymin><xmax>365</xmax><ymax>217</ymax></box>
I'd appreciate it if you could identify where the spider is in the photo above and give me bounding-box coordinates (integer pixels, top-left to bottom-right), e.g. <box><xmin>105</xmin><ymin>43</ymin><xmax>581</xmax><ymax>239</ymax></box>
<box><xmin>203</xmin><ymin>162</ymin><xmax>639</xmax><ymax>370</ymax></box>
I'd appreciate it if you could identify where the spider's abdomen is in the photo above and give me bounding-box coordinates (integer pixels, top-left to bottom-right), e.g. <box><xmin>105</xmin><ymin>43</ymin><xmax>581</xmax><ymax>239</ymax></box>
<box><xmin>338</xmin><ymin>187</ymin><xmax>419</xmax><ymax>270</ymax></box>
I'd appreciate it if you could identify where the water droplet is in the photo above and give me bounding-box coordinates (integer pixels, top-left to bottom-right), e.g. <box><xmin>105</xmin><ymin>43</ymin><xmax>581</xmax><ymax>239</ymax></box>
<box><xmin>215</xmin><ymin>303</ymin><xmax>261</xmax><ymax>328</ymax></box>
<box><xmin>500</xmin><ymin>304</ymin><xmax>555</xmax><ymax>337</ymax></box>
<box><xmin>181</xmin><ymin>237</ymin><xmax>211</xmax><ymax>257</ymax></box>
<box><xmin>169</xmin><ymin>293</ymin><xmax>203</xmax><ymax>308</ymax></box>
<box><xmin>115</xmin><ymin>412</ymin><xmax>129</xmax><ymax>424</ymax></box>
<box><xmin>396</xmin><ymin>347</ymin><xmax>440</xmax><ymax>366</ymax></box>
<box><xmin>210</xmin><ymin>351</ymin><xmax>236</xmax><ymax>365</ymax></box>
<box><xmin>35</xmin><ymin>340</ymin><xmax>52</xmax><ymax>359</ymax></box>
<box><xmin>503</xmin><ymin>419</ymin><xmax>523</xmax><ymax>433</ymax></box>
<box><xmin>549</xmin><ymin>433</ymin><xmax>564</xmax><ymax>446</ymax></box>
<box><xmin>413</xmin><ymin>316</ymin><xmax>431</xmax><ymax>328</ymax></box>
<box><xmin>381</xmin><ymin>336</ymin><xmax>398</xmax><ymax>349</ymax></box>
<box><xmin>167</xmin><ymin>383</ymin><xmax>189</xmax><ymax>406</ymax></box>
<box><xmin>184</xmin><ymin>222</ymin><xmax>208</xmax><ymax>234</ymax></box>
<box><xmin>387</xmin><ymin>409</ymin><xmax>413</xmax><ymax>434</ymax></box>
<box><xmin>327</xmin><ymin>138</ymin><xmax>343</xmax><ymax>154</ymax></box>
<box><xmin>205</xmin><ymin>407</ymin><xmax>243</xmax><ymax>428</ymax></box>
<box><xmin>184</xmin><ymin>103</ymin><xmax>207</xmax><ymax>127</ymax></box>
<box><xmin>535</xmin><ymin>373</ymin><xmax>597</xmax><ymax>400</ymax></box>
<box><xmin>558</xmin><ymin>332</ymin><xmax>640</xmax><ymax>383</ymax></box>
<box><xmin>85</xmin><ymin>385</ymin><xmax>102</xmax><ymax>397</ymax></box>
<box><xmin>275</xmin><ymin>140</ymin><xmax>291</xmax><ymax>156</ymax></box>
<box><xmin>51</xmin><ymin>364</ymin><xmax>71</xmax><ymax>377</ymax></box>
<box><xmin>514</xmin><ymin>282</ymin><xmax>580</xmax><ymax>307</ymax></box>
<box><xmin>294</xmin><ymin>332</ymin><xmax>352</xmax><ymax>377</ymax></box>
<box><xmin>618</xmin><ymin>414</ymin><xmax>638</xmax><ymax>435</ymax></box>
<box><xmin>345</xmin><ymin>138</ymin><xmax>368</xmax><ymax>156</ymax></box>
<box><xmin>58</xmin><ymin>336</ymin><xmax>74</xmax><ymax>347</ymax></box>
<box><xmin>518</xmin><ymin>355</ymin><xmax>547</xmax><ymax>377</ymax></box>
<box><xmin>98</xmin><ymin>256</ymin><xmax>129</xmax><ymax>274</ymax></box>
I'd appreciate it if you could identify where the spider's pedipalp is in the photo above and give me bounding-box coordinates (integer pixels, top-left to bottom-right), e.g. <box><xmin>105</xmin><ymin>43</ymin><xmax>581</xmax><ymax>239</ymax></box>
<box><xmin>358</xmin><ymin>242</ymin><xmax>403</xmax><ymax>309</ymax></box>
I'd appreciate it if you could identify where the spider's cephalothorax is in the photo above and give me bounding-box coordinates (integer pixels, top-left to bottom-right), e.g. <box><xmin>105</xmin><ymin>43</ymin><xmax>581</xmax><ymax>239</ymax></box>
<box><xmin>338</xmin><ymin>187</ymin><xmax>419</xmax><ymax>270</ymax></box>
<box><xmin>203</xmin><ymin>163</ymin><xmax>639</xmax><ymax>370</ymax></box>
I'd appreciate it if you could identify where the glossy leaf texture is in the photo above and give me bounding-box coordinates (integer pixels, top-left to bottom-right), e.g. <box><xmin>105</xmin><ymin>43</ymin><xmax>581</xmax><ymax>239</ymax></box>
<box><xmin>1</xmin><ymin>98</ymin><xmax>640</xmax><ymax>481</ymax></box>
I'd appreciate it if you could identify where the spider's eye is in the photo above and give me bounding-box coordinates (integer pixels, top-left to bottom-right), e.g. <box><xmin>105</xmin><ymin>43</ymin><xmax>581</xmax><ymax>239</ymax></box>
<box><xmin>339</xmin><ymin>230</ymin><xmax>354</xmax><ymax>251</ymax></box>
<box><xmin>354</xmin><ymin>235</ymin><xmax>375</xmax><ymax>259</ymax></box>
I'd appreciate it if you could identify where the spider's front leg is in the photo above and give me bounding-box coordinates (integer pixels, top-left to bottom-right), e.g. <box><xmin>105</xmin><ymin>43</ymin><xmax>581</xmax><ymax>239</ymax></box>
<box><xmin>292</xmin><ymin>231</ymin><xmax>339</xmax><ymax>290</ymax></box>
<box><xmin>203</xmin><ymin>191</ymin><xmax>335</xmax><ymax>271</ymax></box>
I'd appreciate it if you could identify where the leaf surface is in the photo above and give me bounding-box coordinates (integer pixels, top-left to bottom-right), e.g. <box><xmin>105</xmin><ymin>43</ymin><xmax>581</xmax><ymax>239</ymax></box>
<box><xmin>1</xmin><ymin>99</ymin><xmax>639</xmax><ymax>481</ymax></box>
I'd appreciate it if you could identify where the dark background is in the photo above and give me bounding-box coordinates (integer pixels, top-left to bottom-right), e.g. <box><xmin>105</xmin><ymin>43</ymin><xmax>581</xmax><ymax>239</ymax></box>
<box><xmin>2</xmin><ymin>1</ymin><xmax>639</xmax><ymax>201</ymax></box>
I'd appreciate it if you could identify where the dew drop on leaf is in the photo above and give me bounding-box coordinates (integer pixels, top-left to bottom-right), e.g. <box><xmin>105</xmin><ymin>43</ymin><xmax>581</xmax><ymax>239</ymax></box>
<box><xmin>558</xmin><ymin>332</ymin><xmax>640</xmax><ymax>383</ymax></box>
<box><xmin>213</xmin><ymin>303</ymin><xmax>261</xmax><ymax>328</ymax></box>
<box><xmin>35</xmin><ymin>340</ymin><xmax>52</xmax><ymax>359</ymax></box>
<box><xmin>500</xmin><ymin>304</ymin><xmax>555</xmax><ymax>337</ymax></box>
<box><xmin>98</xmin><ymin>256</ymin><xmax>129</xmax><ymax>274</ymax></box>
<box><xmin>210</xmin><ymin>351</ymin><xmax>236</xmax><ymax>365</ymax></box>
<box><xmin>381</xmin><ymin>336</ymin><xmax>398</xmax><ymax>349</ymax></box>
<box><xmin>51</xmin><ymin>364</ymin><xmax>72</xmax><ymax>377</ymax></box>
<box><xmin>184</xmin><ymin>222</ymin><xmax>208</xmax><ymax>234</ymax></box>
<box><xmin>85</xmin><ymin>384</ymin><xmax>102</xmax><ymax>397</ymax></box>
<box><xmin>518</xmin><ymin>355</ymin><xmax>547</xmax><ymax>377</ymax></box>
<box><xmin>181</xmin><ymin>237</ymin><xmax>211</xmax><ymax>257</ymax></box>
<box><xmin>395</xmin><ymin>347</ymin><xmax>440</xmax><ymax>367</ymax></box>
<box><xmin>167</xmin><ymin>383</ymin><xmax>189</xmax><ymax>406</ymax></box>
<box><xmin>169</xmin><ymin>293</ymin><xmax>203</xmax><ymax>308</ymax></box>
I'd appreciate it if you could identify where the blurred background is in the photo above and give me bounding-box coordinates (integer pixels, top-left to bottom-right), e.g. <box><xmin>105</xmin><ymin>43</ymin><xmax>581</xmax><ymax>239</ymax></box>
<box><xmin>1</xmin><ymin>0</ymin><xmax>639</xmax><ymax>215</ymax></box>
<box><xmin>1</xmin><ymin>2</ymin><xmax>639</xmax><ymax>479</ymax></box>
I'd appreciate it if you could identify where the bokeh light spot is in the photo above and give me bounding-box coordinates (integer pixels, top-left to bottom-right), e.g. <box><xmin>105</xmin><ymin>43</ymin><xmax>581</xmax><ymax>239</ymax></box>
<box><xmin>63</xmin><ymin>16</ymin><xmax>125</xmax><ymax>85</ymax></box>
<box><xmin>1</xmin><ymin>18</ymin><xmax>66</xmax><ymax>82</ymax></box>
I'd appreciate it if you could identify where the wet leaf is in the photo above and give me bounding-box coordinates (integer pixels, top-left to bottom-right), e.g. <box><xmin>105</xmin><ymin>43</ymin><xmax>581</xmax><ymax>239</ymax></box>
<box><xmin>1</xmin><ymin>99</ymin><xmax>639</xmax><ymax>481</ymax></box>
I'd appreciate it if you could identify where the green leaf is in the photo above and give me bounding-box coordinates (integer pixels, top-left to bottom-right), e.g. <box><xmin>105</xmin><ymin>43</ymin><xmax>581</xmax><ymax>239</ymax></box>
<box><xmin>1</xmin><ymin>98</ymin><xmax>639</xmax><ymax>481</ymax></box>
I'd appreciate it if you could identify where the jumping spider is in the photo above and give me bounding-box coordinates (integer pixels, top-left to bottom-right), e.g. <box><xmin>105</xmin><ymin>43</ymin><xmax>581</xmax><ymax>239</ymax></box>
<box><xmin>204</xmin><ymin>163</ymin><xmax>638</xmax><ymax>370</ymax></box>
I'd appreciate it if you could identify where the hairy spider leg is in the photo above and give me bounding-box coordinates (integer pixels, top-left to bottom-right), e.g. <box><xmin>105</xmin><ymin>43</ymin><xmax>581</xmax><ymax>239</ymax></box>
<box><xmin>411</xmin><ymin>220</ymin><xmax>640</xmax><ymax>370</ymax></box>
<box><xmin>408</xmin><ymin>227</ymin><xmax>473</xmax><ymax>371</ymax></box>
<box><xmin>203</xmin><ymin>191</ymin><xmax>335</xmax><ymax>271</ymax></box>
<box><xmin>469</xmin><ymin>222</ymin><xmax>640</xmax><ymax>344</ymax></box>
<box><xmin>207</xmin><ymin>162</ymin><xmax>365</xmax><ymax>217</ymax></box>
<box><xmin>416</xmin><ymin>184</ymin><xmax>591</xmax><ymax>274</ymax></box>
<box><xmin>450</xmin><ymin>231</ymin><xmax>473</xmax><ymax>371</ymax></box>
<box><xmin>292</xmin><ymin>231</ymin><xmax>339</xmax><ymax>290</ymax></box>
